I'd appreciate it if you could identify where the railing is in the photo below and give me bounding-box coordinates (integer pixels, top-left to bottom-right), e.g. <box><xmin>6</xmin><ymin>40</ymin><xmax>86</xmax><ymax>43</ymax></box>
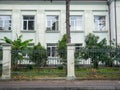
<box><xmin>11</xmin><ymin>49</ymin><xmax>66</xmax><ymax>80</ymax></box>
<box><xmin>75</xmin><ymin>48</ymin><xmax>120</xmax><ymax>79</ymax></box>
<box><xmin>75</xmin><ymin>48</ymin><xmax>120</xmax><ymax>66</ymax></box>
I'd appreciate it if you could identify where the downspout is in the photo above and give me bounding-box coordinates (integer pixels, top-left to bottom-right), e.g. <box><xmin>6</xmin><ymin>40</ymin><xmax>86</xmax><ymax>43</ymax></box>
<box><xmin>114</xmin><ymin>0</ymin><xmax>117</xmax><ymax>47</ymax></box>
<box><xmin>107</xmin><ymin>1</ymin><xmax>112</xmax><ymax>46</ymax></box>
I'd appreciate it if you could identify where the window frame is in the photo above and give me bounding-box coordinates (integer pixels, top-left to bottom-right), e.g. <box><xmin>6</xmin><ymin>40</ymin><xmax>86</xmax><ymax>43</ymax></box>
<box><xmin>70</xmin><ymin>15</ymin><xmax>83</xmax><ymax>31</ymax></box>
<box><xmin>94</xmin><ymin>15</ymin><xmax>107</xmax><ymax>31</ymax></box>
<box><xmin>0</xmin><ymin>15</ymin><xmax>11</xmax><ymax>31</ymax></box>
<box><xmin>47</xmin><ymin>44</ymin><xmax>57</xmax><ymax>57</ymax></box>
<box><xmin>22</xmin><ymin>15</ymin><xmax>35</xmax><ymax>31</ymax></box>
<box><xmin>46</xmin><ymin>15</ymin><xmax>59</xmax><ymax>32</ymax></box>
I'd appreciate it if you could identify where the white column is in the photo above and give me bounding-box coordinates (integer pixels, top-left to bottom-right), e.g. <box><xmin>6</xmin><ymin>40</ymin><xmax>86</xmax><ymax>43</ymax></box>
<box><xmin>66</xmin><ymin>43</ymin><xmax>76</xmax><ymax>80</ymax></box>
<box><xmin>2</xmin><ymin>44</ymin><xmax>11</xmax><ymax>79</ymax></box>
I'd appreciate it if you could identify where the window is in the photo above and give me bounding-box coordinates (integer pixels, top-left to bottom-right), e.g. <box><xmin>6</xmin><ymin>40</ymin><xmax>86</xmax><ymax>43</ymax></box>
<box><xmin>47</xmin><ymin>44</ymin><xmax>57</xmax><ymax>57</ymax></box>
<box><xmin>70</xmin><ymin>16</ymin><xmax>82</xmax><ymax>31</ymax></box>
<box><xmin>94</xmin><ymin>16</ymin><xmax>106</xmax><ymax>31</ymax></box>
<box><xmin>75</xmin><ymin>43</ymin><xmax>82</xmax><ymax>52</ymax></box>
<box><xmin>0</xmin><ymin>16</ymin><xmax>11</xmax><ymax>30</ymax></box>
<box><xmin>46</xmin><ymin>16</ymin><xmax>59</xmax><ymax>31</ymax></box>
<box><xmin>23</xmin><ymin>15</ymin><xmax>34</xmax><ymax>30</ymax></box>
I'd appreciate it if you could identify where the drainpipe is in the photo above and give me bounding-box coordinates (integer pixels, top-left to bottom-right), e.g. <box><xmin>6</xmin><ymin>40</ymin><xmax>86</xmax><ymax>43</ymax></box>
<box><xmin>114</xmin><ymin>0</ymin><xmax>117</xmax><ymax>47</ymax></box>
<box><xmin>107</xmin><ymin>1</ymin><xmax>112</xmax><ymax>46</ymax></box>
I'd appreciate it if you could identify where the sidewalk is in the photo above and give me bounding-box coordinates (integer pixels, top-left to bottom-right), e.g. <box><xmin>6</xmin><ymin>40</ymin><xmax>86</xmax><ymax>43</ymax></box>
<box><xmin>0</xmin><ymin>80</ymin><xmax>120</xmax><ymax>90</ymax></box>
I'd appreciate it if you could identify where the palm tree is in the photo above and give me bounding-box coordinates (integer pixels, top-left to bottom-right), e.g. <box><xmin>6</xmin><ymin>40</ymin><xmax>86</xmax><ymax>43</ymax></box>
<box><xmin>48</xmin><ymin>0</ymin><xmax>71</xmax><ymax>43</ymax></box>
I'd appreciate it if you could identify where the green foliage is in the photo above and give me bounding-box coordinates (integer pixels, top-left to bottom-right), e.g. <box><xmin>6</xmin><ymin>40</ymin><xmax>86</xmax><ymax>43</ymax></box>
<box><xmin>77</xmin><ymin>33</ymin><xmax>108</xmax><ymax>68</ymax></box>
<box><xmin>57</xmin><ymin>34</ymin><xmax>67</xmax><ymax>64</ymax></box>
<box><xmin>1</xmin><ymin>35</ymin><xmax>33</xmax><ymax>70</ymax></box>
<box><xmin>28</xmin><ymin>43</ymin><xmax>47</xmax><ymax>67</ymax></box>
<box><xmin>57</xmin><ymin>64</ymin><xmax>64</xmax><ymax>70</ymax></box>
<box><xmin>0</xmin><ymin>47</ymin><xmax>2</xmax><ymax>61</ymax></box>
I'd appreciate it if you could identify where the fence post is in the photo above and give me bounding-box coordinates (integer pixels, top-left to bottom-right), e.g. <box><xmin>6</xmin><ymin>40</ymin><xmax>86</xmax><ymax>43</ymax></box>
<box><xmin>2</xmin><ymin>44</ymin><xmax>11</xmax><ymax>79</ymax></box>
<box><xmin>66</xmin><ymin>43</ymin><xmax>76</xmax><ymax>80</ymax></box>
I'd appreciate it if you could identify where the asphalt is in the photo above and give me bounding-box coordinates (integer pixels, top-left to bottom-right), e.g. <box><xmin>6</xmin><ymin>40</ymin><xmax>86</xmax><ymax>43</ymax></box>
<box><xmin>0</xmin><ymin>80</ymin><xmax>120</xmax><ymax>90</ymax></box>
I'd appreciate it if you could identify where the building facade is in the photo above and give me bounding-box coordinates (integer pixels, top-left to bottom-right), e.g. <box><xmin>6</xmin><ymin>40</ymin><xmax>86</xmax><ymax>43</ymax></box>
<box><xmin>0</xmin><ymin>0</ymin><xmax>120</xmax><ymax>59</ymax></box>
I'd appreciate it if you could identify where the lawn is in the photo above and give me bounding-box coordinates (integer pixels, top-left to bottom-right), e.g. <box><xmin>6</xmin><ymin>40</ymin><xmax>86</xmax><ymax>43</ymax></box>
<box><xmin>0</xmin><ymin>64</ymin><xmax>2</xmax><ymax>77</ymax></box>
<box><xmin>75</xmin><ymin>67</ymin><xmax>120</xmax><ymax>80</ymax></box>
<box><xmin>11</xmin><ymin>66</ymin><xmax>120</xmax><ymax>80</ymax></box>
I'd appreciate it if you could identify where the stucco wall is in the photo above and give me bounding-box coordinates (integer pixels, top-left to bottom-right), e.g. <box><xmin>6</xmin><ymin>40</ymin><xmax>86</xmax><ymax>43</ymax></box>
<box><xmin>0</xmin><ymin>1</ymin><xmax>109</xmax><ymax>47</ymax></box>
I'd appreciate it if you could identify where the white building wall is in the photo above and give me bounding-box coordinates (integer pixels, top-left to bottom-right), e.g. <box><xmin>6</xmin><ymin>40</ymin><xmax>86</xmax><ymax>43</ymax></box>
<box><xmin>0</xmin><ymin>1</ymin><xmax>110</xmax><ymax>47</ymax></box>
<box><xmin>116</xmin><ymin>0</ymin><xmax>120</xmax><ymax>44</ymax></box>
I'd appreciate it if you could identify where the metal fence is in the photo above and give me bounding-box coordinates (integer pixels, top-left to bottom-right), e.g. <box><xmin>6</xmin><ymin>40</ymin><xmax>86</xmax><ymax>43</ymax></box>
<box><xmin>11</xmin><ymin>49</ymin><xmax>66</xmax><ymax>79</ymax></box>
<box><xmin>75</xmin><ymin>48</ymin><xmax>120</xmax><ymax>79</ymax></box>
<box><xmin>1</xmin><ymin>47</ymin><xmax>120</xmax><ymax>80</ymax></box>
<box><xmin>75</xmin><ymin>48</ymin><xmax>120</xmax><ymax>66</ymax></box>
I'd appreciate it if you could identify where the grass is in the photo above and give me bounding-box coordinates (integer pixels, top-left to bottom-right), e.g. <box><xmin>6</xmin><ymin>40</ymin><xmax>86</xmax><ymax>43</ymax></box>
<box><xmin>75</xmin><ymin>67</ymin><xmax>120</xmax><ymax>80</ymax></box>
<box><xmin>11</xmin><ymin>66</ymin><xmax>120</xmax><ymax>80</ymax></box>
<box><xmin>0</xmin><ymin>65</ymin><xmax>2</xmax><ymax>77</ymax></box>
<box><xmin>12</xmin><ymin>68</ymin><xmax>66</xmax><ymax>79</ymax></box>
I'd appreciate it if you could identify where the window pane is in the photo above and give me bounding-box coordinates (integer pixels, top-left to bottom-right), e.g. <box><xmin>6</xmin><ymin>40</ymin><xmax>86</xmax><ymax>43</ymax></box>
<box><xmin>0</xmin><ymin>20</ymin><xmax>3</xmax><ymax>30</ymax></box>
<box><xmin>0</xmin><ymin>16</ymin><xmax>11</xmax><ymax>30</ymax></box>
<box><xmin>28</xmin><ymin>21</ymin><xmax>34</xmax><ymax>30</ymax></box>
<box><xmin>23</xmin><ymin>16</ymin><xmax>34</xmax><ymax>20</ymax></box>
<box><xmin>23</xmin><ymin>21</ymin><xmax>27</xmax><ymax>30</ymax></box>
<box><xmin>47</xmin><ymin>16</ymin><xmax>58</xmax><ymax>31</ymax></box>
<box><xmin>52</xmin><ymin>47</ymin><xmax>55</xmax><ymax>57</ymax></box>
<box><xmin>47</xmin><ymin>44</ymin><xmax>57</xmax><ymax>57</ymax></box>
<box><xmin>70</xmin><ymin>16</ymin><xmax>82</xmax><ymax>31</ymax></box>
<box><xmin>47</xmin><ymin>47</ymin><xmax>51</xmax><ymax>56</ymax></box>
<box><xmin>94</xmin><ymin>16</ymin><xmax>106</xmax><ymax>31</ymax></box>
<box><xmin>23</xmin><ymin>16</ymin><xmax>34</xmax><ymax>30</ymax></box>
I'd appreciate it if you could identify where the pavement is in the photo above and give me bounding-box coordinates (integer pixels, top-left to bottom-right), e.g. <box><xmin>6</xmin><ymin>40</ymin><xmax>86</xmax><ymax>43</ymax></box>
<box><xmin>0</xmin><ymin>80</ymin><xmax>120</xmax><ymax>90</ymax></box>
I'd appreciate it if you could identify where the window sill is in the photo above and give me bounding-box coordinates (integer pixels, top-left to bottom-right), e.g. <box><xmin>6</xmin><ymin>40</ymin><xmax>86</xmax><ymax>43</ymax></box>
<box><xmin>93</xmin><ymin>30</ymin><xmax>108</xmax><ymax>33</ymax></box>
<box><xmin>21</xmin><ymin>30</ymin><xmax>36</xmax><ymax>33</ymax></box>
<box><xmin>0</xmin><ymin>30</ymin><xmax>12</xmax><ymax>32</ymax></box>
<box><xmin>70</xmin><ymin>31</ymin><xmax>84</xmax><ymax>33</ymax></box>
<box><xmin>46</xmin><ymin>30</ymin><xmax>60</xmax><ymax>33</ymax></box>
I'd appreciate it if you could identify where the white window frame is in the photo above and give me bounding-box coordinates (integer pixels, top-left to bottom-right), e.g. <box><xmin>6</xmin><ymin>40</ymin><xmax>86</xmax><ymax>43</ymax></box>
<box><xmin>46</xmin><ymin>15</ymin><xmax>59</xmax><ymax>31</ymax></box>
<box><xmin>22</xmin><ymin>15</ymin><xmax>35</xmax><ymax>30</ymax></box>
<box><xmin>70</xmin><ymin>15</ymin><xmax>83</xmax><ymax>31</ymax></box>
<box><xmin>47</xmin><ymin>44</ymin><xmax>57</xmax><ymax>57</ymax></box>
<box><xmin>94</xmin><ymin>15</ymin><xmax>106</xmax><ymax>31</ymax></box>
<box><xmin>0</xmin><ymin>15</ymin><xmax>11</xmax><ymax>31</ymax></box>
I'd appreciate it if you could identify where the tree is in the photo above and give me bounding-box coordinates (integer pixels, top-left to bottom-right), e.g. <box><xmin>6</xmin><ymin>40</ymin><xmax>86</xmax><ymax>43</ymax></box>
<box><xmin>58</xmin><ymin>34</ymin><xmax>67</xmax><ymax>63</ymax></box>
<box><xmin>1</xmin><ymin>35</ymin><xmax>33</xmax><ymax>70</ymax></box>
<box><xmin>28</xmin><ymin>43</ymin><xmax>47</xmax><ymax>68</ymax></box>
<box><xmin>57</xmin><ymin>34</ymin><xmax>67</xmax><ymax>73</ymax></box>
<box><xmin>49</xmin><ymin>0</ymin><xmax>71</xmax><ymax>43</ymax></box>
<box><xmin>78</xmin><ymin>33</ymin><xmax>107</xmax><ymax>68</ymax></box>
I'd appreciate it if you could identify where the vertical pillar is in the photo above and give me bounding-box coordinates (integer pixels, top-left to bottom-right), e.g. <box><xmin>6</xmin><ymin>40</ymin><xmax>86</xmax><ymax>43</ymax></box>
<box><xmin>2</xmin><ymin>44</ymin><xmax>11</xmax><ymax>79</ymax></box>
<box><xmin>66</xmin><ymin>43</ymin><xmax>76</xmax><ymax>80</ymax></box>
